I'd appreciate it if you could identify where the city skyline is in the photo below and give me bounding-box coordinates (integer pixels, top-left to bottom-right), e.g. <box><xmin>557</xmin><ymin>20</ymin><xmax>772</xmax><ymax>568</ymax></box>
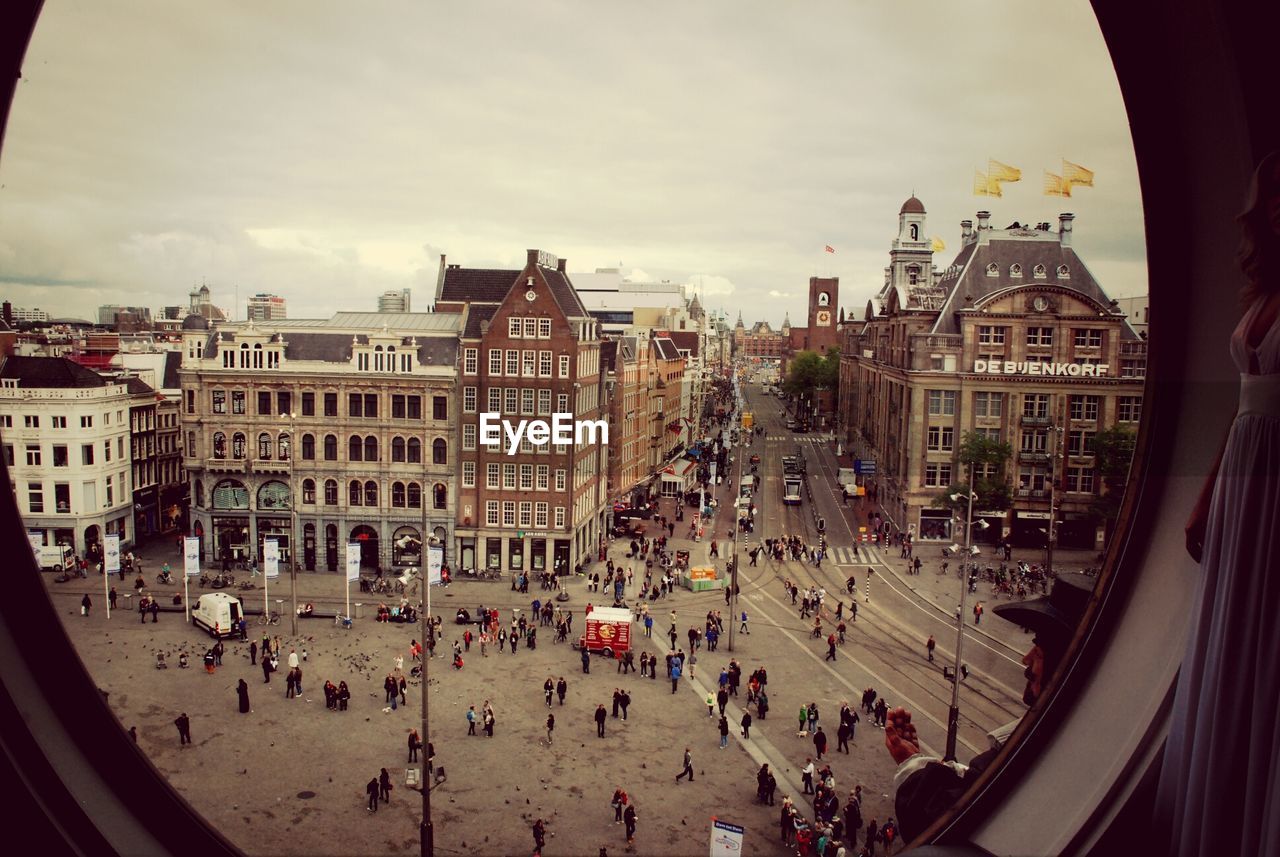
<box><xmin>1</xmin><ymin>2</ymin><xmax>1145</xmax><ymax>327</ymax></box>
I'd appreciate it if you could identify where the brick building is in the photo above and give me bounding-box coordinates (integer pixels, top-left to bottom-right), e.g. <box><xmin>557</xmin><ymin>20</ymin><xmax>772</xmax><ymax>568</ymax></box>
<box><xmin>438</xmin><ymin>249</ymin><xmax>608</xmax><ymax>577</ymax></box>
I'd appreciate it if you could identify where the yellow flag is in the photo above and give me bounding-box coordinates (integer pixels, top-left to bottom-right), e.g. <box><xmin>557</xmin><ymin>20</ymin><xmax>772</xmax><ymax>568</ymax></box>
<box><xmin>1064</xmin><ymin>160</ymin><xmax>1094</xmax><ymax>188</ymax></box>
<box><xmin>988</xmin><ymin>159</ymin><xmax>1022</xmax><ymax>183</ymax></box>
<box><xmin>973</xmin><ymin>170</ymin><xmax>1002</xmax><ymax>197</ymax></box>
<box><xmin>1043</xmin><ymin>171</ymin><xmax>1070</xmax><ymax>197</ymax></box>
<box><xmin>931</xmin><ymin>236</ymin><xmax>946</xmax><ymax>252</ymax></box>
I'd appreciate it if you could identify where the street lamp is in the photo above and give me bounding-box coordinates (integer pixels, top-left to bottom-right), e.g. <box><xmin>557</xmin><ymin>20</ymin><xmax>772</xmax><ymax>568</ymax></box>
<box><xmin>943</xmin><ymin>483</ymin><xmax>985</xmax><ymax>762</ymax></box>
<box><xmin>280</xmin><ymin>412</ymin><xmax>299</xmax><ymax>635</ymax></box>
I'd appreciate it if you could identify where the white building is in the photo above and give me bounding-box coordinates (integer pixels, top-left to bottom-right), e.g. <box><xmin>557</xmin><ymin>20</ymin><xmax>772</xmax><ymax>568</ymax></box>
<box><xmin>377</xmin><ymin>289</ymin><xmax>412</xmax><ymax>313</ymax></box>
<box><xmin>246</xmin><ymin>293</ymin><xmax>287</xmax><ymax>322</ymax></box>
<box><xmin>1</xmin><ymin>356</ymin><xmax>136</xmax><ymax>556</ymax></box>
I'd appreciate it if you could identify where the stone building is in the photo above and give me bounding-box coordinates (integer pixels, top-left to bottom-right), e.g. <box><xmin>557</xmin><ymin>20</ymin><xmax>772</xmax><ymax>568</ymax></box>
<box><xmin>839</xmin><ymin>200</ymin><xmax>1146</xmax><ymax>550</ymax></box>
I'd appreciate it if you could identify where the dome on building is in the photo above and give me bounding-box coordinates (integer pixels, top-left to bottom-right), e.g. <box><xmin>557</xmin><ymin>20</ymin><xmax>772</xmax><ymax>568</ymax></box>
<box><xmin>899</xmin><ymin>195</ymin><xmax>926</xmax><ymax>215</ymax></box>
<box><xmin>181</xmin><ymin>313</ymin><xmax>210</xmax><ymax>331</ymax></box>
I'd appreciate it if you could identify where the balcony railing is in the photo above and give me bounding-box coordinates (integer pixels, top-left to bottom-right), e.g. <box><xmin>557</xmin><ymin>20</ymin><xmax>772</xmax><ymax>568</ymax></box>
<box><xmin>1019</xmin><ymin>450</ymin><xmax>1050</xmax><ymax>464</ymax></box>
<box><xmin>1020</xmin><ymin>414</ymin><xmax>1051</xmax><ymax>427</ymax></box>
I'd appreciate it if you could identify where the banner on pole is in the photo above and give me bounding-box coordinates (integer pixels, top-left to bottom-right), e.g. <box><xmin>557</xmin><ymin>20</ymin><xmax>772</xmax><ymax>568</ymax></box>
<box><xmin>184</xmin><ymin>537</ymin><xmax>201</xmax><ymax>576</ymax></box>
<box><xmin>426</xmin><ymin>545</ymin><xmax>444</xmax><ymax>585</ymax></box>
<box><xmin>346</xmin><ymin>543</ymin><xmax>362</xmax><ymax>582</ymax></box>
<box><xmin>104</xmin><ymin>535</ymin><xmax>121</xmax><ymax>573</ymax></box>
<box><xmin>263</xmin><ymin>539</ymin><xmax>280</xmax><ymax>579</ymax></box>
<box><xmin>709</xmin><ymin>818</ymin><xmax>745</xmax><ymax>856</ymax></box>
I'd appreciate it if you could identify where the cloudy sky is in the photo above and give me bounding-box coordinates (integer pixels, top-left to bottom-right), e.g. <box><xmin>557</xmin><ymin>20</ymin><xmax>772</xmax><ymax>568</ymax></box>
<box><xmin>0</xmin><ymin>1</ymin><xmax>1144</xmax><ymax>327</ymax></box>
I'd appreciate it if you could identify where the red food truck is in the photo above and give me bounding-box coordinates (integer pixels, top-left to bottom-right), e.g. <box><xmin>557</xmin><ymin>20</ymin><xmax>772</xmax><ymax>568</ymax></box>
<box><xmin>575</xmin><ymin>606</ymin><xmax>633</xmax><ymax>660</ymax></box>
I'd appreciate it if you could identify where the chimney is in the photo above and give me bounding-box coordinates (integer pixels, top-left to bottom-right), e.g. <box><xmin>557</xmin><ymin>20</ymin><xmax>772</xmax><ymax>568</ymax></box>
<box><xmin>2</xmin><ymin>301</ymin><xmax>11</xmax><ymax>326</ymax></box>
<box><xmin>557</xmin><ymin>258</ymin><xmax>567</xmax><ymax>273</ymax></box>
<box><xmin>527</xmin><ymin>249</ymin><xmax>540</xmax><ymax>266</ymax></box>
<box><xmin>960</xmin><ymin>220</ymin><xmax>974</xmax><ymax>243</ymax></box>
<box><xmin>1058</xmin><ymin>213</ymin><xmax>1075</xmax><ymax>247</ymax></box>
<box><xmin>976</xmin><ymin>211</ymin><xmax>990</xmax><ymax>231</ymax></box>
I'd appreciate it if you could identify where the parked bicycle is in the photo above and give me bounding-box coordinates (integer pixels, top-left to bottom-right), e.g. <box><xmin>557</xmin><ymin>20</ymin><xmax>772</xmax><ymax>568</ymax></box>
<box><xmin>258</xmin><ymin>610</ymin><xmax>281</xmax><ymax>626</ymax></box>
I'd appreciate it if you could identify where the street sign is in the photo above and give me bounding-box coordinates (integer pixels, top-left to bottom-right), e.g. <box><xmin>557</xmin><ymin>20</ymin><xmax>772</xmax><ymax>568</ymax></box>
<box><xmin>710</xmin><ymin>818</ymin><xmax>745</xmax><ymax>856</ymax></box>
<box><xmin>860</xmin><ymin>460</ymin><xmax>877</xmax><ymax>476</ymax></box>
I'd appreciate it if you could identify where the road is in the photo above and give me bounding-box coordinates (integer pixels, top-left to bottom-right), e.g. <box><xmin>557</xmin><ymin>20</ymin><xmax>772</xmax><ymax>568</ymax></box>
<box><xmin>728</xmin><ymin>385</ymin><xmax>1029</xmax><ymax>759</ymax></box>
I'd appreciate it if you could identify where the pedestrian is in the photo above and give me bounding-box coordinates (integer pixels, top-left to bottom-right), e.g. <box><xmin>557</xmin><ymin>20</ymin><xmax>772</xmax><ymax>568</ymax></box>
<box><xmin>249</xmin><ymin>641</ymin><xmax>258</xmax><ymax>666</ymax></box>
<box><xmin>866</xmin><ymin>819</ymin><xmax>879</xmax><ymax>853</ymax></box>
<box><xmin>546</xmin><ymin>712</ymin><xmax>555</xmax><ymax>744</ymax></box>
<box><xmin>557</xmin><ymin>676</ymin><xmax>568</xmax><ymax>705</ymax></box>
<box><xmin>813</xmin><ymin>726</ymin><xmax>828</xmax><ymax>759</ymax></box>
<box><xmin>149</xmin><ymin>599</ymin><xmax>159</xmax><ymax>623</ymax></box>
<box><xmin>261</xmin><ymin>655</ymin><xmax>272</xmax><ymax>684</ymax></box>
<box><xmin>837</xmin><ymin>720</ymin><xmax>851</xmax><ymax>754</ymax></box>
<box><xmin>366</xmin><ymin>777</ymin><xmax>379</xmax><ymax>812</ymax></box>
<box><xmin>408</xmin><ymin>728</ymin><xmax>421</xmax><ymax>762</ymax></box>
<box><xmin>926</xmin><ymin>635</ymin><xmax>936</xmax><ymax>662</ymax></box>
<box><xmin>826</xmin><ymin>634</ymin><xmax>838</xmax><ymax>662</ymax></box>
<box><xmin>706</xmin><ymin>692</ymin><xmax>715</xmax><ymax>718</ymax></box>
<box><xmin>623</xmin><ymin>803</ymin><xmax>637</xmax><ymax>845</ymax></box>
<box><xmin>483</xmin><ymin>708</ymin><xmax>495</xmax><ymax>737</ymax></box>
<box><xmin>799</xmin><ymin>705</ymin><xmax>809</xmax><ymax>735</ymax></box>
<box><xmin>719</xmin><ymin>714</ymin><xmax>730</xmax><ymax>748</ymax></box>
<box><xmin>741</xmin><ymin>710</ymin><xmax>753</xmax><ymax>739</ymax></box>
<box><xmin>802</xmin><ymin>757</ymin><xmax>815</xmax><ymax>794</ymax></box>
<box><xmin>740</xmin><ymin>609</ymin><xmax>750</xmax><ymax>634</ymax></box>
<box><xmin>595</xmin><ymin>703</ymin><xmax>607</xmax><ymax>738</ymax></box>
<box><xmin>620</xmin><ymin>690</ymin><xmax>630</xmax><ymax>721</ymax></box>
<box><xmin>237</xmin><ymin>679</ymin><xmax>250</xmax><ymax>713</ymax></box>
<box><xmin>974</xmin><ymin>601</ymin><xmax>983</xmax><ymax>625</ymax></box>
<box><xmin>582</xmin><ymin>647</ymin><xmax>591</xmax><ymax>674</ymax></box>
<box><xmin>81</xmin><ymin>593</ymin><xmax>92</xmax><ymax>616</ymax></box>
<box><xmin>379</xmin><ymin>768</ymin><xmax>393</xmax><ymax>804</ymax></box>
<box><xmin>718</xmin><ymin>688</ymin><xmax>729</xmax><ymax>717</ymax></box>
<box><xmin>466</xmin><ymin>705</ymin><xmax>477</xmax><ymax>735</ymax></box>
<box><xmin>174</xmin><ymin>712</ymin><xmax>191</xmax><ymax>745</ymax></box>
<box><xmin>338</xmin><ymin>681</ymin><xmax>350</xmax><ymax>711</ymax></box>
<box><xmin>108</xmin><ymin>587</ymin><xmax>117</xmax><ymax>610</ymax></box>
<box><xmin>212</xmin><ymin>640</ymin><xmax>224</xmax><ymax>666</ymax></box>
<box><xmin>611</xmin><ymin>787</ymin><xmax>628</xmax><ymax>823</ymax></box>
<box><xmin>670</xmin><ymin>658</ymin><xmax>681</xmax><ymax>694</ymax></box>
<box><xmin>532</xmin><ymin>818</ymin><xmax>546</xmax><ymax>854</ymax></box>
<box><xmin>675</xmin><ymin>747</ymin><xmax>694</xmax><ymax>782</ymax></box>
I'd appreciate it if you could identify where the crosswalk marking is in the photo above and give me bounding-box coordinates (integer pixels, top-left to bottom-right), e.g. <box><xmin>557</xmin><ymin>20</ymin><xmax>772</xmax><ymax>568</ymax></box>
<box><xmin>764</xmin><ymin>435</ymin><xmax>833</xmax><ymax>443</ymax></box>
<box><xmin>830</xmin><ymin>545</ymin><xmax>886</xmax><ymax>565</ymax></box>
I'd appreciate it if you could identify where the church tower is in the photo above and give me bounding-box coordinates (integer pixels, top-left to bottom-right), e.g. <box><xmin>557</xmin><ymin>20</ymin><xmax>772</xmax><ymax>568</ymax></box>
<box><xmin>882</xmin><ymin>195</ymin><xmax>936</xmax><ymax>306</ymax></box>
<box><xmin>807</xmin><ymin>275</ymin><xmax>839</xmax><ymax>353</ymax></box>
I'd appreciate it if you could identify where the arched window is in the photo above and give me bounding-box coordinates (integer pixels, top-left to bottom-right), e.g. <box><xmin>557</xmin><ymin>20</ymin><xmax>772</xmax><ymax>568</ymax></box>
<box><xmin>278</xmin><ymin>433</ymin><xmax>290</xmax><ymax>460</ymax></box>
<box><xmin>1010</xmin><ymin>263</ymin><xmax>1023</xmax><ymax>277</ymax></box>
<box><xmin>408</xmin><ymin>482</ymin><xmax>422</xmax><ymax>509</ymax></box>
<box><xmin>349</xmin><ymin>480</ymin><xmax>362</xmax><ymax>506</ymax></box>
<box><xmin>392</xmin><ymin>482</ymin><xmax>406</xmax><ymax>508</ymax></box>
<box><xmin>364</xmin><ymin>480</ymin><xmax>378</xmax><ymax>507</ymax></box>
<box><xmin>986</xmin><ymin>263</ymin><xmax>999</xmax><ymax>277</ymax></box>
<box><xmin>323</xmin><ymin>434</ymin><xmax>337</xmax><ymax>461</ymax></box>
<box><xmin>1057</xmin><ymin>264</ymin><xmax>1071</xmax><ymax>278</ymax></box>
<box><xmin>194</xmin><ymin>479</ymin><xmax>205</xmax><ymax>508</ymax></box>
<box><xmin>432</xmin><ymin>438</ymin><xmax>447</xmax><ymax>465</ymax></box>
<box><xmin>349</xmin><ymin>435</ymin><xmax>363</xmax><ymax>461</ymax></box>
<box><xmin>907</xmin><ymin>264</ymin><xmax>920</xmax><ymax>286</ymax></box>
<box><xmin>433</xmin><ymin>482</ymin><xmax>447</xmax><ymax>510</ymax></box>
<box><xmin>392</xmin><ymin>526</ymin><xmax>421</xmax><ymax>566</ymax></box>
<box><xmin>212</xmin><ymin>432</ymin><xmax>226</xmax><ymax>459</ymax></box>
<box><xmin>364</xmin><ymin>435</ymin><xmax>378</xmax><ymax>462</ymax></box>
<box><xmin>257</xmin><ymin>481</ymin><xmax>290</xmax><ymax>510</ymax></box>
<box><xmin>407</xmin><ymin>438</ymin><xmax>422</xmax><ymax>463</ymax></box>
<box><xmin>212</xmin><ymin>479</ymin><xmax>249</xmax><ymax>510</ymax></box>
<box><xmin>909</xmin><ymin>223</ymin><xmax>919</xmax><ymax>241</ymax></box>
<box><xmin>232</xmin><ymin>432</ymin><xmax>246</xmax><ymax>459</ymax></box>
<box><xmin>324</xmin><ymin>479</ymin><xmax>338</xmax><ymax>505</ymax></box>
<box><xmin>258</xmin><ymin>432</ymin><xmax>272</xmax><ymax>459</ymax></box>
<box><xmin>374</xmin><ymin>345</ymin><xmax>384</xmax><ymax>372</ymax></box>
<box><xmin>1033</xmin><ymin>263</ymin><xmax>1047</xmax><ymax>278</ymax></box>
<box><xmin>302</xmin><ymin>479</ymin><xmax>316</xmax><ymax>504</ymax></box>
<box><xmin>392</xmin><ymin>436</ymin><xmax>406</xmax><ymax>463</ymax></box>
<box><xmin>301</xmin><ymin>434</ymin><xmax>315</xmax><ymax>460</ymax></box>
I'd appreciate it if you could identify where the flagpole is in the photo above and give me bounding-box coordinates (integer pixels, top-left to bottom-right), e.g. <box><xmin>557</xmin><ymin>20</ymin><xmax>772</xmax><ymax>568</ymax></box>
<box><xmin>105</xmin><ymin>558</ymin><xmax>111</xmax><ymax>620</ymax></box>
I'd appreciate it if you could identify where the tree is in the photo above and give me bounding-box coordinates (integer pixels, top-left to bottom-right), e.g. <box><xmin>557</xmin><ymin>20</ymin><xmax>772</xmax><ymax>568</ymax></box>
<box><xmin>782</xmin><ymin>348</ymin><xmax>840</xmax><ymax>404</ymax></box>
<box><xmin>932</xmin><ymin>430</ymin><xmax>1014</xmax><ymax>514</ymax></box>
<box><xmin>1086</xmin><ymin>426</ymin><xmax>1137</xmax><ymax>540</ymax></box>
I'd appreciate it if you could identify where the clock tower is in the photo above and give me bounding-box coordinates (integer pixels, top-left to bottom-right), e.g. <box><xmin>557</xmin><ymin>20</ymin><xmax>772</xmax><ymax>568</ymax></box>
<box><xmin>806</xmin><ymin>275</ymin><xmax>839</xmax><ymax>354</ymax></box>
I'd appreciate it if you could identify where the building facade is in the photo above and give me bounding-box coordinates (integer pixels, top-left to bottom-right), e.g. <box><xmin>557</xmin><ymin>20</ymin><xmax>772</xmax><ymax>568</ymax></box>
<box><xmin>378</xmin><ymin>289</ymin><xmax>412</xmax><ymax>313</ymax></box>
<box><xmin>840</xmin><ymin>201</ymin><xmax>1147</xmax><ymax>550</ymax></box>
<box><xmin>438</xmin><ymin>249</ymin><xmax>608</xmax><ymax>577</ymax></box>
<box><xmin>2</xmin><ymin>356</ymin><xmax>136</xmax><ymax>555</ymax></box>
<box><xmin>179</xmin><ymin>312</ymin><xmax>458</xmax><ymax>573</ymax></box>
<box><xmin>246</xmin><ymin>293</ymin><xmax>287</xmax><ymax>322</ymax></box>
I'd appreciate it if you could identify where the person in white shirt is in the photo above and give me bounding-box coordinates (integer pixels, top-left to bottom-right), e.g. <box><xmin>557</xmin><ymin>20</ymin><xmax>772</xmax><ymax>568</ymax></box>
<box><xmin>287</xmin><ymin>648</ymin><xmax>299</xmax><ymax>670</ymax></box>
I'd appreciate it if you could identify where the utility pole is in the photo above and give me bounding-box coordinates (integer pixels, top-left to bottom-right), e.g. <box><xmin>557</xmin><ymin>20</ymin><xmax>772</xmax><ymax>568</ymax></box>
<box><xmin>420</xmin><ymin>563</ymin><xmax>434</xmax><ymax>857</ymax></box>
<box><xmin>944</xmin><ymin>476</ymin><xmax>976</xmax><ymax>762</ymax></box>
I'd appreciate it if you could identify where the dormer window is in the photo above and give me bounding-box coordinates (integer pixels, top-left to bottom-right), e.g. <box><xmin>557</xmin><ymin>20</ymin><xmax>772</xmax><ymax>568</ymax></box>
<box><xmin>1033</xmin><ymin>264</ymin><xmax>1047</xmax><ymax>279</ymax></box>
<box><xmin>1058</xmin><ymin>264</ymin><xmax>1071</xmax><ymax>279</ymax></box>
<box><xmin>986</xmin><ymin>263</ymin><xmax>999</xmax><ymax>277</ymax></box>
<box><xmin>1010</xmin><ymin>263</ymin><xmax>1023</xmax><ymax>278</ymax></box>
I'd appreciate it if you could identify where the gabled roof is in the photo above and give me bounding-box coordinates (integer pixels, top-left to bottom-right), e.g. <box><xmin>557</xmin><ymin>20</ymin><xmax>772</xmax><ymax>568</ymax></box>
<box><xmin>0</xmin><ymin>356</ymin><xmax>110</xmax><ymax>388</ymax></box>
<box><xmin>652</xmin><ymin>337</ymin><xmax>682</xmax><ymax>361</ymax></box>
<box><xmin>123</xmin><ymin>376</ymin><xmax>155</xmax><ymax>396</ymax></box>
<box><xmin>438</xmin><ymin>267</ymin><xmax>521</xmax><ymax>304</ymax></box>
<box><xmin>667</xmin><ymin>330</ymin><xmax>700</xmax><ymax>357</ymax></box>
<box><xmin>462</xmin><ymin>305</ymin><xmax>498</xmax><ymax>339</ymax></box>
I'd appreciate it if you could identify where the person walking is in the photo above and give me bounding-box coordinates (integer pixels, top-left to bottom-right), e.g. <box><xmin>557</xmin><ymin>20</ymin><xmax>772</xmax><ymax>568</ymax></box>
<box><xmin>366</xmin><ymin>777</ymin><xmax>380</xmax><ymax>812</ymax></box>
<box><xmin>108</xmin><ymin>587</ymin><xmax>117</xmax><ymax>610</ymax></box>
<box><xmin>670</xmin><ymin>658</ymin><xmax>681</xmax><ymax>694</ymax></box>
<box><xmin>531</xmin><ymin>818</ymin><xmax>547</xmax><ymax>855</ymax></box>
<box><xmin>174</xmin><ymin>712</ymin><xmax>191</xmax><ymax>746</ymax></box>
<box><xmin>249</xmin><ymin>641</ymin><xmax>258</xmax><ymax>666</ymax></box>
<box><xmin>926</xmin><ymin>634</ymin><xmax>936</xmax><ymax>662</ymax></box>
<box><xmin>623</xmin><ymin>803</ymin><xmax>637</xmax><ymax>846</ymax></box>
<box><xmin>595</xmin><ymin>703</ymin><xmax>607</xmax><ymax>738</ymax></box>
<box><xmin>837</xmin><ymin>720</ymin><xmax>851</xmax><ymax>754</ymax></box>
<box><xmin>466</xmin><ymin>705</ymin><xmax>477</xmax><ymax>735</ymax></box>
<box><xmin>378</xmin><ymin>768</ymin><xmax>393</xmax><ymax>805</ymax></box>
<box><xmin>802</xmin><ymin>757</ymin><xmax>816</xmax><ymax>794</ymax></box>
<box><xmin>718</xmin><ymin>714</ymin><xmax>730</xmax><ymax>749</ymax></box>
<box><xmin>739</xmin><ymin>610</ymin><xmax>750</xmax><ymax>634</ymax></box>
<box><xmin>546</xmin><ymin>711</ymin><xmax>555</xmax><ymax>744</ymax></box>
<box><xmin>675</xmin><ymin>747</ymin><xmax>694</xmax><ymax>782</ymax></box>
<box><xmin>556</xmin><ymin>676</ymin><xmax>568</xmax><ymax>705</ymax></box>
<box><xmin>611</xmin><ymin>787</ymin><xmax>628</xmax><ymax>824</ymax></box>
<box><xmin>619</xmin><ymin>689</ymin><xmax>630</xmax><ymax>721</ymax></box>
<box><xmin>718</xmin><ymin>688</ymin><xmax>729</xmax><ymax>717</ymax></box>
<box><xmin>706</xmin><ymin>692</ymin><xmax>716</xmax><ymax>718</ymax></box>
<box><xmin>149</xmin><ymin>599</ymin><xmax>159</xmax><ymax>623</ymax></box>
<box><xmin>741</xmin><ymin>710</ymin><xmax>753</xmax><ymax>739</ymax></box>
<box><xmin>813</xmin><ymin>726</ymin><xmax>828</xmax><ymax>759</ymax></box>
<box><xmin>408</xmin><ymin>729</ymin><xmax>421</xmax><ymax>762</ymax></box>
<box><xmin>81</xmin><ymin>593</ymin><xmax>92</xmax><ymax>616</ymax></box>
<box><xmin>825</xmin><ymin>633</ymin><xmax>838</xmax><ymax>662</ymax></box>
<box><xmin>261</xmin><ymin>655</ymin><xmax>272</xmax><ymax>684</ymax></box>
<box><xmin>237</xmin><ymin>679</ymin><xmax>250</xmax><ymax>713</ymax></box>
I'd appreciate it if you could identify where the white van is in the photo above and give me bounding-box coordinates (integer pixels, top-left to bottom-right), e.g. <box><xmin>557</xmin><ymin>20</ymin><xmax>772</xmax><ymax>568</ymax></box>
<box><xmin>191</xmin><ymin>592</ymin><xmax>244</xmax><ymax>638</ymax></box>
<box><xmin>36</xmin><ymin>544</ymin><xmax>74</xmax><ymax>572</ymax></box>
